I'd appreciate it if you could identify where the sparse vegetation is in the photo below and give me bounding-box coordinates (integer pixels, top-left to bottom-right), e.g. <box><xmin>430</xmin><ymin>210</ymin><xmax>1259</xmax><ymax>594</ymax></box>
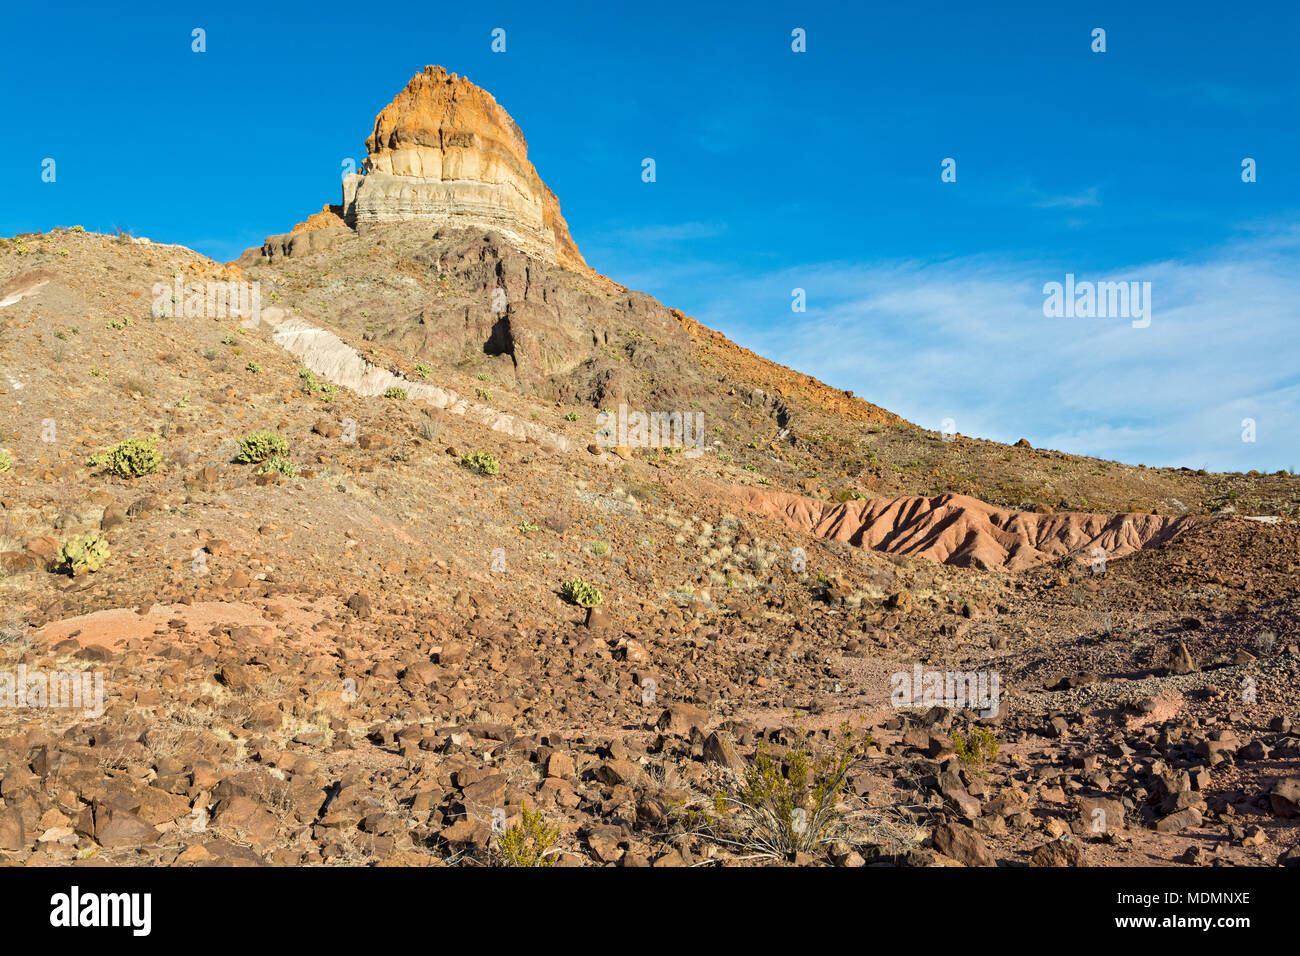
<box><xmin>414</xmin><ymin>362</ymin><xmax>432</xmax><ymax>379</ymax></box>
<box><xmin>496</xmin><ymin>803</ymin><xmax>560</xmax><ymax>867</ymax></box>
<box><xmin>561</xmin><ymin>578</ymin><xmax>603</xmax><ymax>607</ymax></box>
<box><xmin>384</xmin><ymin>386</ymin><xmax>408</xmax><ymax>400</ymax></box>
<box><xmin>87</xmin><ymin>437</ymin><xmax>161</xmax><ymax>478</ymax></box>
<box><xmin>246</xmin><ymin>361</ymin><xmax>263</xmax><ymax>374</ymax></box>
<box><xmin>258</xmin><ymin>455</ymin><xmax>297</xmax><ymax>478</ymax></box>
<box><xmin>57</xmin><ymin>532</ymin><xmax>110</xmax><ymax>576</ymax></box>
<box><xmin>703</xmin><ymin>723</ymin><xmax>866</xmax><ymax>859</ymax></box>
<box><xmin>952</xmin><ymin>727</ymin><xmax>998</xmax><ymax>775</ymax></box>
<box><xmin>460</xmin><ymin>451</ymin><xmax>500</xmax><ymax>475</ymax></box>
<box><xmin>237</xmin><ymin>431</ymin><xmax>289</xmax><ymax>464</ymax></box>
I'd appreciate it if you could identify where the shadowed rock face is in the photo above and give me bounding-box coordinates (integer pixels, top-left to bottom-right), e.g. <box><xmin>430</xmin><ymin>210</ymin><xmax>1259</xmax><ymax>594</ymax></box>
<box><xmin>341</xmin><ymin>66</ymin><xmax>586</xmax><ymax>271</ymax></box>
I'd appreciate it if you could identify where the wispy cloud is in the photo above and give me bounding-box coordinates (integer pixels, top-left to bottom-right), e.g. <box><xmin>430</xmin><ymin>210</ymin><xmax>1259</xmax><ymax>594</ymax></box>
<box><xmin>1032</xmin><ymin>186</ymin><xmax>1100</xmax><ymax>210</ymax></box>
<box><xmin>608</xmin><ymin>221</ymin><xmax>729</xmax><ymax>243</ymax></box>
<box><xmin>679</xmin><ymin>222</ymin><xmax>1300</xmax><ymax>472</ymax></box>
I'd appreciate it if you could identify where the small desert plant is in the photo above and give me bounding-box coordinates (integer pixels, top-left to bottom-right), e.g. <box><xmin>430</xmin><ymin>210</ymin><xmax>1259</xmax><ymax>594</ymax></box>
<box><xmin>0</xmin><ymin>450</ymin><xmax>11</xmax><ymax>473</ymax></box>
<box><xmin>475</xmin><ymin>387</ymin><xmax>492</xmax><ymax>402</ymax></box>
<box><xmin>704</xmin><ymin>723</ymin><xmax>866</xmax><ymax>860</ymax></box>
<box><xmin>517</xmin><ymin>521</ymin><xmax>539</xmax><ymax>533</ymax></box>
<box><xmin>222</xmin><ymin>334</ymin><xmax>237</xmax><ymax>345</ymax></box>
<box><xmin>246</xmin><ymin>361</ymin><xmax>263</xmax><ymax>374</ymax></box>
<box><xmin>591</xmin><ymin>541</ymin><xmax>610</xmax><ymax>557</ymax></box>
<box><xmin>57</xmin><ymin>532</ymin><xmax>110</xmax><ymax>576</ymax></box>
<box><xmin>258</xmin><ymin>455</ymin><xmax>297</xmax><ymax>478</ymax></box>
<box><xmin>237</xmin><ymin>431</ymin><xmax>289</xmax><ymax>464</ymax></box>
<box><xmin>951</xmin><ymin>727</ymin><xmax>998</xmax><ymax>775</ymax></box>
<box><xmin>319</xmin><ymin>383</ymin><xmax>338</xmax><ymax>402</ymax></box>
<box><xmin>87</xmin><ymin>437</ymin><xmax>161</xmax><ymax>478</ymax></box>
<box><xmin>106</xmin><ymin>317</ymin><xmax>133</xmax><ymax>330</ymax></box>
<box><xmin>299</xmin><ymin>368</ymin><xmax>321</xmax><ymax>394</ymax></box>
<box><xmin>563</xmin><ymin>412</ymin><xmax>579</xmax><ymax>422</ymax></box>
<box><xmin>561</xmin><ymin>578</ymin><xmax>603</xmax><ymax>608</ymax></box>
<box><xmin>384</xmin><ymin>386</ymin><xmax>408</xmax><ymax>400</ymax></box>
<box><xmin>413</xmin><ymin>362</ymin><xmax>432</xmax><ymax>379</ymax></box>
<box><xmin>460</xmin><ymin>451</ymin><xmax>500</xmax><ymax>475</ymax></box>
<box><xmin>496</xmin><ymin>803</ymin><xmax>560</xmax><ymax>867</ymax></box>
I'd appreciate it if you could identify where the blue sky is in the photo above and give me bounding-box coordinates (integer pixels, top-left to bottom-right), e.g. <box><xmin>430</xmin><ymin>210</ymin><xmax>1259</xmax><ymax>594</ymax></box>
<box><xmin>2</xmin><ymin>1</ymin><xmax>1297</xmax><ymax>471</ymax></box>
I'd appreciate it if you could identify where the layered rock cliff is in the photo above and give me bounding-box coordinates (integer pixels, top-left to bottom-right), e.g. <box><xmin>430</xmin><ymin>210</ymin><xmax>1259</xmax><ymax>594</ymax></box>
<box><xmin>248</xmin><ymin>66</ymin><xmax>586</xmax><ymax>271</ymax></box>
<box><xmin>346</xmin><ymin>66</ymin><xmax>585</xmax><ymax>271</ymax></box>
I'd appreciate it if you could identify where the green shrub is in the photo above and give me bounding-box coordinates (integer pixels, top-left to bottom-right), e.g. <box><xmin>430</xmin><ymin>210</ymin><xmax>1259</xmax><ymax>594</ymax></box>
<box><xmin>299</xmin><ymin>368</ymin><xmax>321</xmax><ymax>394</ymax></box>
<box><xmin>563</xmin><ymin>412</ymin><xmax>579</xmax><ymax>422</ymax></box>
<box><xmin>561</xmin><ymin>578</ymin><xmax>603</xmax><ymax>608</ymax></box>
<box><xmin>319</xmin><ymin>383</ymin><xmax>338</xmax><ymax>402</ymax></box>
<box><xmin>460</xmin><ymin>451</ymin><xmax>500</xmax><ymax>475</ymax></box>
<box><xmin>497</xmin><ymin>803</ymin><xmax>560</xmax><ymax>867</ymax></box>
<box><xmin>246</xmin><ymin>361</ymin><xmax>263</xmax><ymax>374</ymax></box>
<box><xmin>413</xmin><ymin>362</ymin><xmax>432</xmax><ymax>379</ymax></box>
<box><xmin>517</xmin><ymin>520</ymin><xmax>539</xmax><ymax>533</ymax></box>
<box><xmin>952</xmin><ymin>727</ymin><xmax>998</xmax><ymax>774</ymax></box>
<box><xmin>591</xmin><ymin>541</ymin><xmax>609</xmax><ymax>557</ymax></box>
<box><xmin>258</xmin><ymin>455</ymin><xmax>297</xmax><ymax>478</ymax></box>
<box><xmin>0</xmin><ymin>450</ymin><xmax>11</xmax><ymax>473</ymax></box>
<box><xmin>237</xmin><ymin>431</ymin><xmax>289</xmax><ymax>464</ymax></box>
<box><xmin>88</xmin><ymin>437</ymin><xmax>161</xmax><ymax>478</ymax></box>
<box><xmin>384</xmin><ymin>386</ymin><xmax>408</xmax><ymax>400</ymax></box>
<box><xmin>222</xmin><ymin>334</ymin><xmax>237</xmax><ymax>345</ymax></box>
<box><xmin>704</xmin><ymin>723</ymin><xmax>867</xmax><ymax>859</ymax></box>
<box><xmin>58</xmin><ymin>532</ymin><xmax>110</xmax><ymax>576</ymax></box>
<box><xmin>475</xmin><ymin>387</ymin><xmax>492</xmax><ymax>402</ymax></box>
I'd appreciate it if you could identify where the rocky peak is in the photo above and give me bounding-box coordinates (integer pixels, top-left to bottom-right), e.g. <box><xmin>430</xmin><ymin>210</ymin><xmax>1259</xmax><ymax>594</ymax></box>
<box><xmin>340</xmin><ymin>66</ymin><xmax>586</xmax><ymax>271</ymax></box>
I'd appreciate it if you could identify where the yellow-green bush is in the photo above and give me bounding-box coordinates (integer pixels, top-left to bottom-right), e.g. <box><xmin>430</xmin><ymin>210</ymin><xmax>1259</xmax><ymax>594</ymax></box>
<box><xmin>560</xmin><ymin>578</ymin><xmax>603</xmax><ymax>608</ymax></box>
<box><xmin>237</xmin><ymin>431</ymin><xmax>288</xmax><ymax>464</ymax></box>
<box><xmin>497</xmin><ymin>804</ymin><xmax>560</xmax><ymax>867</ymax></box>
<box><xmin>58</xmin><ymin>532</ymin><xmax>110</xmax><ymax>576</ymax></box>
<box><xmin>460</xmin><ymin>451</ymin><xmax>500</xmax><ymax>475</ymax></box>
<box><xmin>87</xmin><ymin>437</ymin><xmax>161</xmax><ymax>478</ymax></box>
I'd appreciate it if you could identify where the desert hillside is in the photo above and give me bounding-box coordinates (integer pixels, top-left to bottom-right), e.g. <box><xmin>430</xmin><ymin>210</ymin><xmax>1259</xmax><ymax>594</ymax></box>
<box><xmin>0</xmin><ymin>65</ymin><xmax>1297</xmax><ymax>870</ymax></box>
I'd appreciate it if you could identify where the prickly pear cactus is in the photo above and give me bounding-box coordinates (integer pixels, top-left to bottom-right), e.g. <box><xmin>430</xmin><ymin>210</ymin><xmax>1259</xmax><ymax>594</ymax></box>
<box><xmin>58</xmin><ymin>532</ymin><xmax>110</xmax><ymax>576</ymax></box>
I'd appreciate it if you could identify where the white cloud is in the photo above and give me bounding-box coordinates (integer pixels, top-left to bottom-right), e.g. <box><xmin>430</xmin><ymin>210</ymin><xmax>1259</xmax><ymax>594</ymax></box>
<box><xmin>684</xmin><ymin>223</ymin><xmax>1300</xmax><ymax>472</ymax></box>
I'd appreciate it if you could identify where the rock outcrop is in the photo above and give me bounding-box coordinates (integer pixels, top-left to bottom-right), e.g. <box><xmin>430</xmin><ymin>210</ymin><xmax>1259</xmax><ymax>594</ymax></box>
<box><xmin>346</xmin><ymin>66</ymin><xmax>584</xmax><ymax>271</ymax></box>
<box><xmin>247</xmin><ymin>66</ymin><xmax>586</xmax><ymax>271</ymax></box>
